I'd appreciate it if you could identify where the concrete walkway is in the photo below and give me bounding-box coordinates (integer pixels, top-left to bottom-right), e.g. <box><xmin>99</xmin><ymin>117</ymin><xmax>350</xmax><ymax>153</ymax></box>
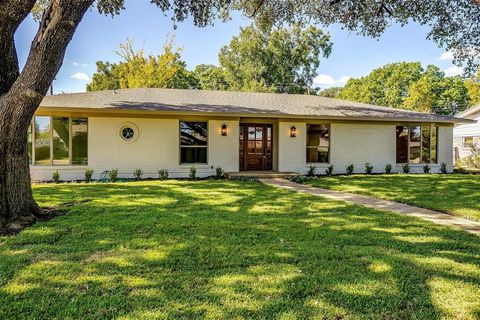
<box><xmin>260</xmin><ymin>178</ymin><xmax>480</xmax><ymax>236</ymax></box>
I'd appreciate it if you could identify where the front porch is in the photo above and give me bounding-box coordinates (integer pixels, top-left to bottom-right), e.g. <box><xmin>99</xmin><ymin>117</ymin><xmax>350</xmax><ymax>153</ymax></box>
<box><xmin>225</xmin><ymin>171</ymin><xmax>300</xmax><ymax>179</ymax></box>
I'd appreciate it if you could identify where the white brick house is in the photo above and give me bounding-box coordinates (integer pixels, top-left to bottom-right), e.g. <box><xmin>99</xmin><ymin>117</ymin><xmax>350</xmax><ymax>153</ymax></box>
<box><xmin>453</xmin><ymin>104</ymin><xmax>480</xmax><ymax>162</ymax></box>
<box><xmin>30</xmin><ymin>88</ymin><xmax>471</xmax><ymax>181</ymax></box>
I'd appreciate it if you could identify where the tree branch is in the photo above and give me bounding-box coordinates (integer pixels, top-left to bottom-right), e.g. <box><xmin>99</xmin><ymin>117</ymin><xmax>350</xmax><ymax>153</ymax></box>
<box><xmin>0</xmin><ymin>0</ymin><xmax>37</xmax><ymax>94</ymax></box>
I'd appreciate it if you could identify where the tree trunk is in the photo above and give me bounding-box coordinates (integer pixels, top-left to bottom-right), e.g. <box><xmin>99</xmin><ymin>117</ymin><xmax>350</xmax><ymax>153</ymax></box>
<box><xmin>0</xmin><ymin>0</ymin><xmax>94</xmax><ymax>231</ymax></box>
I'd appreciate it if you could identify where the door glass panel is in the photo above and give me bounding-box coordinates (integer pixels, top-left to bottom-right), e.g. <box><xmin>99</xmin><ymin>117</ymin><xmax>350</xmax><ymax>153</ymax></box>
<box><xmin>248</xmin><ymin>127</ymin><xmax>255</xmax><ymax>140</ymax></box>
<box><xmin>255</xmin><ymin>141</ymin><xmax>263</xmax><ymax>152</ymax></box>
<box><xmin>255</xmin><ymin>127</ymin><xmax>263</xmax><ymax>140</ymax></box>
<box><xmin>248</xmin><ymin>141</ymin><xmax>255</xmax><ymax>153</ymax></box>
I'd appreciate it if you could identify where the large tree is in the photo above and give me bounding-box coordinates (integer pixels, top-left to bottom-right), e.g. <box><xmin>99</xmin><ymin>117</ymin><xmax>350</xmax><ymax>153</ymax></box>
<box><xmin>1</xmin><ymin>0</ymin><xmax>480</xmax><ymax>231</ymax></box>
<box><xmin>219</xmin><ymin>24</ymin><xmax>332</xmax><ymax>93</ymax></box>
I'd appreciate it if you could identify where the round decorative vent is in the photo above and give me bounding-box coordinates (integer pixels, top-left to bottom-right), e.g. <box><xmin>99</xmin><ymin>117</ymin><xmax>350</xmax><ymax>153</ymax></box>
<box><xmin>119</xmin><ymin>123</ymin><xmax>139</xmax><ymax>142</ymax></box>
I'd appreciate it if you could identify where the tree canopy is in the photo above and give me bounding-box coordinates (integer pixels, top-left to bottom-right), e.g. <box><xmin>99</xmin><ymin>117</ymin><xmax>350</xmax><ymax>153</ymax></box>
<box><xmin>337</xmin><ymin>62</ymin><xmax>471</xmax><ymax>115</ymax></box>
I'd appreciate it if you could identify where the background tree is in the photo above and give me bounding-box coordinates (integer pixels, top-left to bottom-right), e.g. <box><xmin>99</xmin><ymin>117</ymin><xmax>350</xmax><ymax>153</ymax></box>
<box><xmin>465</xmin><ymin>71</ymin><xmax>480</xmax><ymax>106</ymax></box>
<box><xmin>193</xmin><ymin>64</ymin><xmax>229</xmax><ymax>91</ymax></box>
<box><xmin>218</xmin><ymin>24</ymin><xmax>332</xmax><ymax>93</ymax></box>
<box><xmin>318</xmin><ymin>87</ymin><xmax>342</xmax><ymax>98</ymax></box>
<box><xmin>87</xmin><ymin>38</ymin><xmax>195</xmax><ymax>91</ymax></box>
<box><xmin>2</xmin><ymin>0</ymin><xmax>480</xmax><ymax>231</ymax></box>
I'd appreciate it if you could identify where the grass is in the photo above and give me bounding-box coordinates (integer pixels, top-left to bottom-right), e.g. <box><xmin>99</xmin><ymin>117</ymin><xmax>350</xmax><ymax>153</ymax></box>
<box><xmin>303</xmin><ymin>174</ymin><xmax>480</xmax><ymax>222</ymax></box>
<box><xmin>0</xmin><ymin>180</ymin><xmax>479</xmax><ymax>319</ymax></box>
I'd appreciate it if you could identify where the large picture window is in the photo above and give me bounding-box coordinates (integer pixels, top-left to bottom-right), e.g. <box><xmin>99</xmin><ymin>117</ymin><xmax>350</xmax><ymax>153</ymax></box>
<box><xmin>180</xmin><ymin>121</ymin><xmax>208</xmax><ymax>164</ymax></box>
<box><xmin>306</xmin><ymin>124</ymin><xmax>330</xmax><ymax>163</ymax></box>
<box><xmin>396</xmin><ymin>125</ymin><xmax>438</xmax><ymax>164</ymax></box>
<box><xmin>30</xmin><ymin>116</ymin><xmax>88</xmax><ymax>166</ymax></box>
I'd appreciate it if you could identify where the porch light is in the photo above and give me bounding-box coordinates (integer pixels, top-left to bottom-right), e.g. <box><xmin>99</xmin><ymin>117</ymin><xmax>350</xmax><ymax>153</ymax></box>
<box><xmin>290</xmin><ymin>126</ymin><xmax>297</xmax><ymax>138</ymax></box>
<box><xmin>221</xmin><ymin>124</ymin><xmax>227</xmax><ymax>136</ymax></box>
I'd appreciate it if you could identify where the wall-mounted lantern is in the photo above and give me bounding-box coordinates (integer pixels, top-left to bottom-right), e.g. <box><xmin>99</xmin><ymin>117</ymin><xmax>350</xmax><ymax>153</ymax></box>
<box><xmin>221</xmin><ymin>124</ymin><xmax>228</xmax><ymax>136</ymax></box>
<box><xmin>290</xmin><ymin>126</ymin><xmax>297</xmax><ymax>138</ymax></box>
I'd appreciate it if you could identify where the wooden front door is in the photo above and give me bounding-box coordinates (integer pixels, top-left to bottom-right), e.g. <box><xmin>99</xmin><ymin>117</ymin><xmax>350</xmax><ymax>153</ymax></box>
<box><xmin>239</xmin><ymin>124</ymin><xmax>273</xmax><ymax>171</ymax></box>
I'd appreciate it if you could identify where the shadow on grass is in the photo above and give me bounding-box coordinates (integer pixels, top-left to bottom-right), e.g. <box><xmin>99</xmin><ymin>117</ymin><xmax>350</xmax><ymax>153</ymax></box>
<box><xmin>0</xmin><ymin>180</ymin><xmax>479</xmax><ymax>319</ymax></box>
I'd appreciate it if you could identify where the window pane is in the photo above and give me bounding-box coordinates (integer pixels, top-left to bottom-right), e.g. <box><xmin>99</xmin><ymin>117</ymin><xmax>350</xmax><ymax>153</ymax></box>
<box><xmin>53</xmin><ymin>117</ymin><xmax>69</xmax><ymax>165</ymax></box>
<box><xmin>409</xmin><ymin>126</ymin><xmax>421</xmax><ymax>163</ymax></box>
<box><xmin>396</xmin><ymin>126</ymin><xmax>409</xmax><ymax>163</ymax></box>
<box><xmin>422</xmin><ymin>126</ymin><xmax>431</xmax><ymax>163</ymax></box>
<box><xmin>27</xmin><ymin>123</ymin><xmax>32</xmax><ymax>164</ymax></box>
<box><xmin>248</xmin><ymin>127</ymin><xmax>255</xmax><ymax>140</ymax></box>
<box><xmin>72</xmin><ymin>118</ymin><xmax>88</xmax><ymax>165</ymax></box>
<box><xmin>255</xmin><ymin>140</ymin><xmax>263</xmax><ymax>152</ymax></box>
<box><xmin>431</xmin><ymin>127</ymin><xmax>438</xmax><ymax>163</ymax></box>
<box><xmin>306</xmin><ymin>124</ymin><xmax>329</xmax><ymax>163</ymax></box>
<box><xmin>180</xmin><ymin>147</ymin><xmax>207</xmax><ymax>163</ymax></box>
<box><xmin>180</xmin><ymin>122</ymin><xmax>207</xmax><ymax>146</ymax></box>
<box><xmin>34</xmin><ymin>116</ymin><xmax>51</xmax><ymax>165</ymax></box>
<box><xmin>255</xmin><ymin>127</ymin><xmax>263</xmax><ymax>140</ymax></box>
<box><xmin>464</xmin><ymin>137</ymin><xmax>474</xmax><ymax>148</ymax></box>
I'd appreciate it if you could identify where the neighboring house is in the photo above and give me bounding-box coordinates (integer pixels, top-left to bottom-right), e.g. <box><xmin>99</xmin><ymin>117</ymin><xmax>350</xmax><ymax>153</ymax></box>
<box><xmin>453</xmin><ymin>104</ymin><xmax>480</xmax><ymax>162</ymax></box>
<box><xmin>30</xmin><ymin>88</ymin><xmax>471</xmax><ymax>181</ymax></box>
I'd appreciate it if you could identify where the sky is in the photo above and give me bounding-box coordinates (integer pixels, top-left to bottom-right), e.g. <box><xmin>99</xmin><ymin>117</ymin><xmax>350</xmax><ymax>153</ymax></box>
<box><xmin>14</xmin><ymin>1</ymin><xmax>462</xmax><ymax>94</ymax></box>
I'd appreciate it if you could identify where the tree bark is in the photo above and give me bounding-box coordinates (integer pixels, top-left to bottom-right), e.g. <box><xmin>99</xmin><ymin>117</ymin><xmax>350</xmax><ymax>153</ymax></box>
<box><xmin>0</xmin><ymin>0</ymin><xmax>94</xmax><ymax>231</ymax></box>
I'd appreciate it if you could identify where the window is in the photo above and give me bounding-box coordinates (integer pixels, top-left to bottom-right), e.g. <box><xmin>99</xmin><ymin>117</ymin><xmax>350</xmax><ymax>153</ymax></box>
<box><xmin>30</xmin><ymin>116</ymin><xmax>88</xmax><ymax>166</ymax></box>
<box><xmin>306</xmin><ymin>124</ymin><xmax>330</xmax><ymax>163</ymax></box>
<box><xmin>180</xmin><ymin>121</ymin><xmax>208</xmax><ymax>164</ymax></box>
<box><xmin>396</xmin><ymin>125</ymin><xmax>438</xmax><ymax>164</ymax></box>
<box><xmin>463</xmin><ymin>137</ymin><xmax>474</xmax><ymax>149</ymax></box>
<box><xmin>72</xmin><ymin>118</ymin><xmax>88</xmax><ymax>165</ymax></box>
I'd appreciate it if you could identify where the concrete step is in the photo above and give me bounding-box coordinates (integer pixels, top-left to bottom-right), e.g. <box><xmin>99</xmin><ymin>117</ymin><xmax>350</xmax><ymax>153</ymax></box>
<box><xmin>225</xmin><ymin>171</ymin><xmax>301</xmax><ymax>179</ymax></box>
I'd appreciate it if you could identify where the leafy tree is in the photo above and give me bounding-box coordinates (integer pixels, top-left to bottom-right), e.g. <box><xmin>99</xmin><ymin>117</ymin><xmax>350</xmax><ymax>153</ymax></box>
<box><xmin>87</xmin><ymin>38</ymin><xmax>194</xmax><ymax>91</ymax></box>
<box><xmin>318</xmin><ymin>87</ymin><xmax>343</xmax><ymax>98</ymax></box>
<box><xmin>218</xmin><ymin>24</ymin><xmax>332</xmax><ymax>94</ymax></box>
<box><xmin>465</xmin><ymin>71</ymin><xmax>480</xmax><ymax>106</ymax></box>
<box><xmin>2</xmin><ymin>0</ymin><xmax>480</xmax><ymax>230</ymax></box>
<box><xmin>194</xmin><ymin>64</ymin><xmax>229</xmax><ymax>90</ymax></box>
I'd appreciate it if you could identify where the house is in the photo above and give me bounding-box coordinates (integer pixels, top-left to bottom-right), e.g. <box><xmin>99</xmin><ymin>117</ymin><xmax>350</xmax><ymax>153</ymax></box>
<box><xmin>453</xmin><ymin>103</ymin><xmax>480</xmax><ymax>162</ymax></box>
<box><xmin>30</xmin><ymin>88</ymin><xmax>471</xmax><ymax>181</ymax></box>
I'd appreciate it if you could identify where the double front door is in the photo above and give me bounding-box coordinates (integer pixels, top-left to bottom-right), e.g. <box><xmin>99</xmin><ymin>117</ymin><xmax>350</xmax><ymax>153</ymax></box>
<box><xmin>239</xmin><ymin>124</ymin><xmax>273</xmax><ymax>171</ymax></box>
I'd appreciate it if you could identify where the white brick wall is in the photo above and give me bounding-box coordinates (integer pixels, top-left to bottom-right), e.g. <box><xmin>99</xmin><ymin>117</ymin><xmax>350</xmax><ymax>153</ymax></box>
<box><xmin>31</xmin><ymin>117</ymin><xmax>239</xmax><ymax>181</ymax></box>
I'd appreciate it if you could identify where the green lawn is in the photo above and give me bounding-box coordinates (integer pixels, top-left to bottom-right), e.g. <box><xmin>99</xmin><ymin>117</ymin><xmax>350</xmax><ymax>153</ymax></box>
<box><xmin>0</xmin><ymin>180</ymin><xmax>479</xmax><ymax>319</ymax></box>
<box><xmin>303</xmin><ymin>174</ymin><xmax>480</xmax><ymax>222</ymax></box>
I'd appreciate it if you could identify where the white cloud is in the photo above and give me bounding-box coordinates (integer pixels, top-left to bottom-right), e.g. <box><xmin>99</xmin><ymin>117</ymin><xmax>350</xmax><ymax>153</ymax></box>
<box><xmin>438</xmin><ymin>50</ymin><xmax>454</xmax><ymax>61</ymax></box>
<box><xmin>70</xmin><ymin>72</ymin><xmax>90</xmax><ymax>81</ymax></box>
<box><xmin>444</xmin><ymin>66</ymin><xmax>463</xmax><ymax>76</ymax></box>
<box><xmin>313</xmin><ymin>74</ymin><xmax>352</xmax><ymax>86</ymax></box>
<box><xmin>73</xmin><ymin>62</ymin><xmax>89</xmax><ymax>67</ymax></box>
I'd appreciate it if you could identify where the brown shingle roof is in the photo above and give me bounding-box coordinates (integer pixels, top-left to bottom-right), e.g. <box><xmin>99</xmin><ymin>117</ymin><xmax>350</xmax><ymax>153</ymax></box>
<box><xmin>39</xmin><ymin>88</ymin><xmax>472</xmax><ymax>123</ymax></box>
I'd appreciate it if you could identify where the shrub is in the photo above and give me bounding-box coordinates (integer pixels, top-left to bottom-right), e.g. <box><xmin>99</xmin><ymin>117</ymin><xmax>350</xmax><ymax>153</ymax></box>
<box><xmin>158</xmin><ymin>169</ymin><xmax>169</xmax><ymax>180</ymax></box>
<box><xmin>365</xmin><ymin>163</ymin><xmax>373</xmax><ymax>174</ymax></box>
<box><xmin>189</xmin><ymin>166</ymin><xmax>197</xmax><ymax>180</ymax></box>
<box><xmin>133</xmin><ymin>168</ymin><xmax>143</xmax><ymax>181</ymax></box>
<box><xmin>441</xmin><ymin>162</ymin><xmax>448</xmax><ymax>174</ymax></box>
<box><xmin>325</xmin><ymin>165</ymin><xmax>334</xmax><ymax>176</ymax></box>
<box><xmin>385</xmin><ymin>163</ymin><xmax>392</xmax><ymax>174</ymax></box>
<box><xmin>108</xmin><ymin>169</ymin><xmax>118</xmax><ymax>182</ymax></box>
<box><xmin>346</xmin><ymin>164</ymin><xmax>354</xmax><ymax>175</ymax></box>
<box><xmin>423</xmin><ymin>164</ymin><xmax>431</xmax><ymax>174</ymax></box>
<box><xmin>456</xmin><ymin>145</ymin><xmax>480</xmax><ymax>169</ymax></box>
<box><xmin>215</xmin><ymin>167</ymin><xmax>225</xmax><ymax>179</ymax></box>
<box><xmin>306</xmin><ymin>165</ymin><xmax>317</xmax><ymax>177</ymax></box>
<box><xmin>52</xmin><ymin>170</ymin><xmax>60</xmax><ymax>183</ymax></box>
<box><xmin>85</xmin><ymin>168</ymin><xmax>94</xmax><ymax>183</ymax></box>
<box><xmin>402</xmin><ymin>163</ymin><xmax>410</xmax><ymax>174</ymax></box>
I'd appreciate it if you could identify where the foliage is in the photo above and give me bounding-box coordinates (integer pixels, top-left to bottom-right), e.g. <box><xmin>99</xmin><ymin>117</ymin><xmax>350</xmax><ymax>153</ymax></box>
<box><xmin>215</xmin><ymin>167</ymin><xmax>225</xmax><ymax>179</ymax></box>
<box><xmin>85</xmin><ymin>168</ymin><xmax>94</xmax><ymax>183</ymax></box>
<box><xmin>402</xmin><ymin>164</ymin><xmax>410</xmax><ymax>174</ymax></box>
<box><xmin>219</xmin><ymin>24</ymin><xmax>332</xmax><ymax>94</ymax></box>
<box><xmin>108</xmin><ymin>169</ymin><xmax>119</xmax><ymax>182</ymax></box>
<box><xmin>325</xmin><ymin>165</ymin><xmax>334</xmax><ymax>176</ymax></box>
<box><xmin>441</xmin><ymin>163</ymin><xmax>448</xmax><ymax>174</ymax></box>
<box><xmin>318</xmin><ymin>87</ymin><xmax>343</xmax><ymax>98</ymax></box>
<box><xmin>51</xmin><ymin>170</ymin><xmax>60</xmax><ymax>183</ymax></box>
<box><xmin>339</xmin><ymin>63</ymin><xmax>470</xmax><ymax>114</ymax></box>
<box><xmin>346</xmin><ymin>164</ymin><xmax>354</xmax><ymax>175</ymax></box>
<box><xmin>465</xmin><ymin>70</ymin><xmax>480</xmax><ymax>106</ymax></box>
<box><xmin>87</xmin><ymin>37</ymin><xmax>194</xmax><ymax>91</ymax></box>
<box><xmin>306</xmin><ymin>165</ymin><xmax>317</xmax><ymax>177</ymax></box>
<box><xmin>193</xmin><ymin>64</ymin><xmax>229</xmax><ymax>90</ymax></box>
<box><xmin>189</xmin><ymin>166</ymin><xmax>197</xmax><ymax>180</ymax></box>
<box><xmin>304</xmin><ymin>174</ymin><xmax>480</xmax><ymax>221</ymax></box>
<box><xmin>385</xmin><ymin>163</ymin><xmax>392</xmax><ymax>174</ymax></box>
<box><xmin>158</xmin><ymin>169</ymin><xmax>169</xmax><ymax>180</ymax></box>
<box><xmin>364</xmin><ymin>163</ymin><xmax>373</xmax><ymax>175</ymax></box>
<box><xmin>456</xmin><ymin>146</ymin><xmax>480</xmax><ymax>169</ymax></box>
<box><xmin>423</xmin><ymin>165</ymin><xmax>431</xmax><ymax>174</ymax></box>
<box><xmin>133</xmin><ymin>168</ymin><xmax>143</xmax><ymax>181</ymax></box>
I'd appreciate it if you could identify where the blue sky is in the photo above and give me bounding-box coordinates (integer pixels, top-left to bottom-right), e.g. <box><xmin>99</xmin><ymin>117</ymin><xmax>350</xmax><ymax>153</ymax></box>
<box><xmin>15</xmin><ymin>1</ymin><xmax>461</xmax><ymax>94</ymax></box>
